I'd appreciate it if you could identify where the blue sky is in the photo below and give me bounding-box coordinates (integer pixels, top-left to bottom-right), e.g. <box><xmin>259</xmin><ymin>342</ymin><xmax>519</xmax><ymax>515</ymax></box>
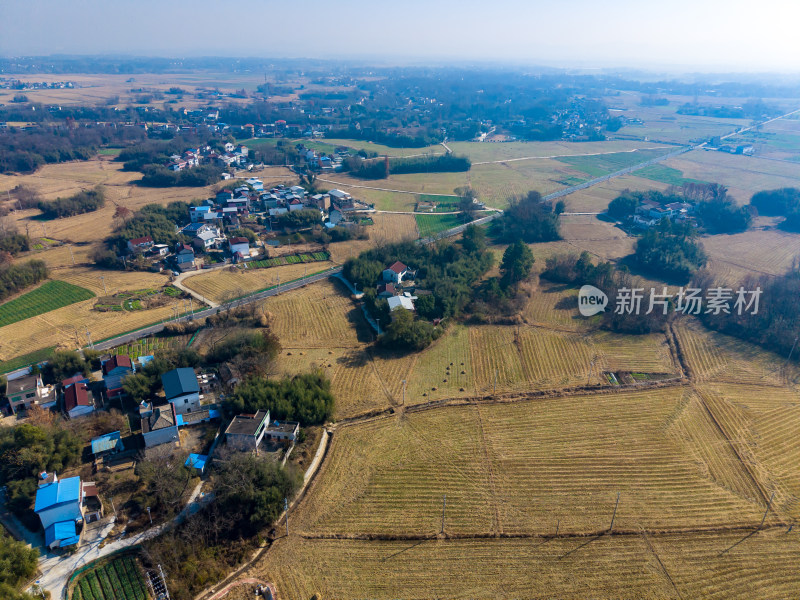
<box><xmin>2</xmin><ymin>0</ymin><xmax>799</xmax><ymax>72</ymax></box>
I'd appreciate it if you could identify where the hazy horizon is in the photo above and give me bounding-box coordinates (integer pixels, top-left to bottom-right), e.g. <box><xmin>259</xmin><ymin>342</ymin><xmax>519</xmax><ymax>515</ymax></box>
<box><xmin>2</xmin><ymin>0</ymin><xmax>800</xmax><ymax>74</ymax></box>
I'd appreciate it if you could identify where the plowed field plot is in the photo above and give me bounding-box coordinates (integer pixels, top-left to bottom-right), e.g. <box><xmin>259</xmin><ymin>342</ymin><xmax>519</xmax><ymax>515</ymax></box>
<box><xmin>293</xmin><ymin>389</ymin><xmax>770</xmax><ymax>537</ymax></box>
<box><xmin>258</xmin><ymin>528</ymin><xmax>800</xmax><ymax>600</ymax></box>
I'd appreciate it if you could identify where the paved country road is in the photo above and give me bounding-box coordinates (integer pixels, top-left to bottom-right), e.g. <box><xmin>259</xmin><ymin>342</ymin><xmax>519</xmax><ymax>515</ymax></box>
<box><xmin>92</xmin><ymin>267</ymin><xmax>342</xmax><ymax>351</ymax></box>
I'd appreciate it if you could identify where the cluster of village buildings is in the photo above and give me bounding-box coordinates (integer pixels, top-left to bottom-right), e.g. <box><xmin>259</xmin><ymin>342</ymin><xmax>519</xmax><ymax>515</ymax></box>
<box><xmin>125</xmin><ymin>177</ymin><xmax>366</xmax><ymax>273</ymax></box>
<box><xmin>632</xmin><ymin>198</ymin><xmax>695</xmax><ymax>228</ymax></box>
<box><xmin>7</xmin><ymin>354</ymin><xmax>298</xmax><ymax>550</ymax></box>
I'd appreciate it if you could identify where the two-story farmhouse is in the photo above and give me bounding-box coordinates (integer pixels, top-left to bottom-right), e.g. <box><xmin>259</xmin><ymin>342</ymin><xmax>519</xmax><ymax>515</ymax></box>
<box><xmin>7</xmin><ymin>373</ymin><xmax>46</xmax><ymax>414</ymax></box>
<box><xmin>382</xmin><ymin>261</ymin><xmax>408</xmax><ymax>284</ymax></box>
<box><xmin>225</xmin><ymin>409</ymin><xmax>270</xmax><ymax>453</ymax></box>
<box><xmin>162</xmin><ymin>368</ymin><xmax>201</xmax><ymax>415</ymax></box>
<box><xmin>64</xmin><ymin>382</ymin><xmax>94</xmax><ymax>419</ymax></box>
<box><xmin>102</xmin><ymin>355</ymin><xmax>134</xmax><ymax>399</ymax></box>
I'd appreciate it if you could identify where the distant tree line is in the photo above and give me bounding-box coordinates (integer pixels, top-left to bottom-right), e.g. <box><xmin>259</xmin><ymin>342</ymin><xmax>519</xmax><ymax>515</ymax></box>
<box><xmin>342</xmin><ymin>153</ymin><xmax>471</xmax><ymax>179</ymax></box>
<box><xmin>37</xmin><ymin>186</ymin><xmax>105</xmax><ymax>219</ymax></box>
<box><xmin>0</xmin><ymin>125</ymin><xmax>145</xmax><ymax>174</ymax></box>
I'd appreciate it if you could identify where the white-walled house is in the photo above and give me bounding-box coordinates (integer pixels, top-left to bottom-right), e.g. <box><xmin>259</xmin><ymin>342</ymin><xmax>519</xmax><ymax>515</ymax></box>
<box><xmin>64</xmin><ymin>382</ymin><xmax>94</xmax><ymax>419</ymax></box>
<box><xmin>382</xmin><ymin>261</ymin><xmax>408</xmax><ymax>284</ymax></box>
<box><xmin>162</xmin><ymin>368</ymin><xmax>201</xmax><ymax>415</ymax></box>
<box><xmin>34</xmin><ymin>473</ymin><xmax>83</xmax><ymax>549</ymax></box>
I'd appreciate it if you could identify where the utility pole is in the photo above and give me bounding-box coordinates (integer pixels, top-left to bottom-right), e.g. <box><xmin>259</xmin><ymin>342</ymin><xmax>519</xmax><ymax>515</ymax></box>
<box><xmin>759</xmin><ymin>492</ymin><xmax>775</xmax><ymax>530</ymax></box>
<box><xmin>100</xmin><ymin>275</ymin><xmax>107</xmax><ymax>296</ymax></box>
<box><xmin>440</xmin><ymin>494</ymin><xmax>447</xmax><ymax>534</ymax></box>
<box><xmin>68</xmin><ymin>245</ymin><xmax>75</xmax><ymax>265</ymax></box>
<box><xmin>493</xmin><ymin>369</ymin><xmax>498</xmax><ymax>396</ymax></box>
<box><xmin>401</xmin><ymin>379</ymin><xmax>406</xmax><ymax>405</ymax></box>
<box><xmin>85</xmin><ymin>327</ymin><xmax>94</xmax><ymax>350</ymax></box>
<box><xmin>285</xmin><ymin>497</ymin><xmax>289</xmax><ymax>537</ymax></box>
<box><xmin>146</xmin><ymin>506</ymin><xmax>152</xmax><ymax>525</ymax></box>
<box><xmin>609</xmin><ymin>492</ymin><xmax>620</xmax><ymax>533</ymax></box>
<box><xmin>110</xmin><ymin>495</ymin><xmax>116</xmax><ymax>517</ymax></box>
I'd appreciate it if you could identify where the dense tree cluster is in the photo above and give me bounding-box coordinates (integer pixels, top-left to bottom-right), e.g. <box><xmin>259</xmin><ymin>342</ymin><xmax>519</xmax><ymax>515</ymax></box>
<box><xmin>0</xmin><ymin>259</ymin><xmax>48</xmax><ymax>302</ymax></box>
<box><xmin>346</xmin><ymin>225</ymin><xmax>493</xmax><ymax>323</ymax></box>
<box><xmin>342</xmin><ymin>153</ymin><xmax>471</xmax><ymax>180</ymax></box>
<box><xmin>225</xmin><ymin>372</ymin><xmax>335</xmax><ymax>425</ymax></box>
<box><xmin>0</xmin><ymin>531</ymin><xmax>38</xmax><ymax>600</ymax></box>
<box><xmin>634</xmin><ymin>220</ymin><xmax>707</xmax><ymax>282</ymax></box>
<box><xmin>0</xmin><ymin>233</ymin><xmax>31</xmax><ymax>256</ymax></box>
<box><xmin>0</xmin><ymin>423</ymin><xmax>82</xmax><ymax>523</ymax></box>
<box><xmin>37</xmin><ymin>186</ymin><xmax>105</xmax><ymax>219</ymax></box>
<box><xmin>749</xmin><ymin>187</ymin><xmax>800</xmax><ymax>232</ymax></box>
<box><xmin>492</xmin><ymin>191</ymin><xmax>561</xmax><ymax>243</ymax></box>
<box><xmin>139</xmin><ymin>164</ymin><xmax>224</xmax><ymax>187</ymax></box>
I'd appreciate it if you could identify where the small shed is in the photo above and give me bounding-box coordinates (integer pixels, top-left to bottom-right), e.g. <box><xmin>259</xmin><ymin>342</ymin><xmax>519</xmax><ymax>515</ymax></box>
<box><xmin>91</xmin><ymin>431</ymin><xmax>124</xmax><ymax>458</ymax></box>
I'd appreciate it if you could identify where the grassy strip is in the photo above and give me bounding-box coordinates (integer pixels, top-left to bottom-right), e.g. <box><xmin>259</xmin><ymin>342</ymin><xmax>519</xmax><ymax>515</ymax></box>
<box><xmin>0</xmin><ymin>346</ymin><xmax>55</xmax><ymax>374</ymax></box>
<box><xmin>415</xmin><ymin>213</ymin><xmax>470</xmax><ymax>237</ymax></box>
<box><xmin>0</xmin><ymin>280</ymin><xmax>94</xmax><ymax>327</ymax></box>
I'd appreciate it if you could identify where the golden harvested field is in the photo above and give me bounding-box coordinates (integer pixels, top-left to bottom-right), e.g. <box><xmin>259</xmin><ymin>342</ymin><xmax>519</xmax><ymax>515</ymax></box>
<box><xmin>674</xmin><ymin>319</ymin><xmax>800</xmax><ymax>386</ymax></box>
<box><xmin>259</xmin><ymin>528</ymin><xmax>800</xmax><ymax>599</ymax></box>
<box><xmin>180</xmin><ymin>260</ymin><xmax>336</xmax><ymax>304</ymax></box>
<box><xmin>293</xmin><ymin>389</ymin><xmax>772</xmax><ymax>537</ymax></box>
<box><xmin>558</xmin><ymin>214</ymin><xmax>635</xmax><ymax>261</ymax></box>
<box><xmin>250</xmin><ymin>276</ymin><xmax>682</xmax><ymax>416</ymax></box>
<box><xmin>259</xmin><ymin>279</ymin><xmax>365</xmax><ymax>348</ymax></box>
<box><xmin>661</xmin><ymin>150</ymin><xmax>800</xmax><ymax>204</ymax></box>
<box><xmin>702</xmin><ymin>229</ymin><xmax>800</xmax><ymax>284</ymax></box>
<box><xmin>326</xmin><ymin>213</ymin><xmax>419</xmax><ymax>264</ymax></box>
<box><xmin>447</xmin><ymin>139</ymin><xmax>673</xmax><ymax>164</ymax></box>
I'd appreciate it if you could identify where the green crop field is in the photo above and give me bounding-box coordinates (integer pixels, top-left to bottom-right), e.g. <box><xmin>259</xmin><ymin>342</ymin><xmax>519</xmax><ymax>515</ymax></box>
<box><xmin>415</xmin><ymin>213</ymin><xmax>468</xmax><ymax>237</ymax></box>
<box><xmin>555</xmin><ymin>148</ymin><xmax>672</xmax><ymax>177</ymax></box>
<box><xmin>71</xmin><ymin>555</ymin><xmax>149</xmax><ymax>600</ymax></box>
<box><xmin>247</xmin><ymin>251</ymin><xmax>329</xmax><ymax>270</ymax></box>
<box><xmin>633</xmin><ymin>164</ymin><xmax>708</xmax><ymax>186</ymax></box>
<box><xmin>0</xmin><ymin>280</ymin><xmax>95</xmax><ymax>327</ymax></box>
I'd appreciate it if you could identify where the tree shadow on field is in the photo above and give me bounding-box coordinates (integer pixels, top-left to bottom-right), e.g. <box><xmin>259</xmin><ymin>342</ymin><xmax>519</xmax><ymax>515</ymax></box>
<box><xmin>337</xmin><ymin>348</ymin><xmax>370</xmax><ymax>368</ymax></box>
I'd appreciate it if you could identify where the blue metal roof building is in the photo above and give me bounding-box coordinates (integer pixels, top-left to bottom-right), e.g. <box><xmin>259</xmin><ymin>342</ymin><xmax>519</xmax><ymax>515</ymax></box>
<box><xmin>45</xmin><ymin>521</ymin><xmax>80</xmax><ymax>548</ymax></box>
<box><xmin>34</xmin><ymin>476</ymin><xmax>81</xmax><ymax>513</ymax></box>
<box><xmin>185</xmin><ymin>454</ymin><xmax>208</xmax><ymax>473</ymax></box>
<box><xmin>90</xmin><ymin>431</ymin><xmax>124</xmax><ymax>456</ymax></box>
<box><xmin>162</xmin><ymin>368</ymin><xmax>199</xmax><ymax>401</ymax></box>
